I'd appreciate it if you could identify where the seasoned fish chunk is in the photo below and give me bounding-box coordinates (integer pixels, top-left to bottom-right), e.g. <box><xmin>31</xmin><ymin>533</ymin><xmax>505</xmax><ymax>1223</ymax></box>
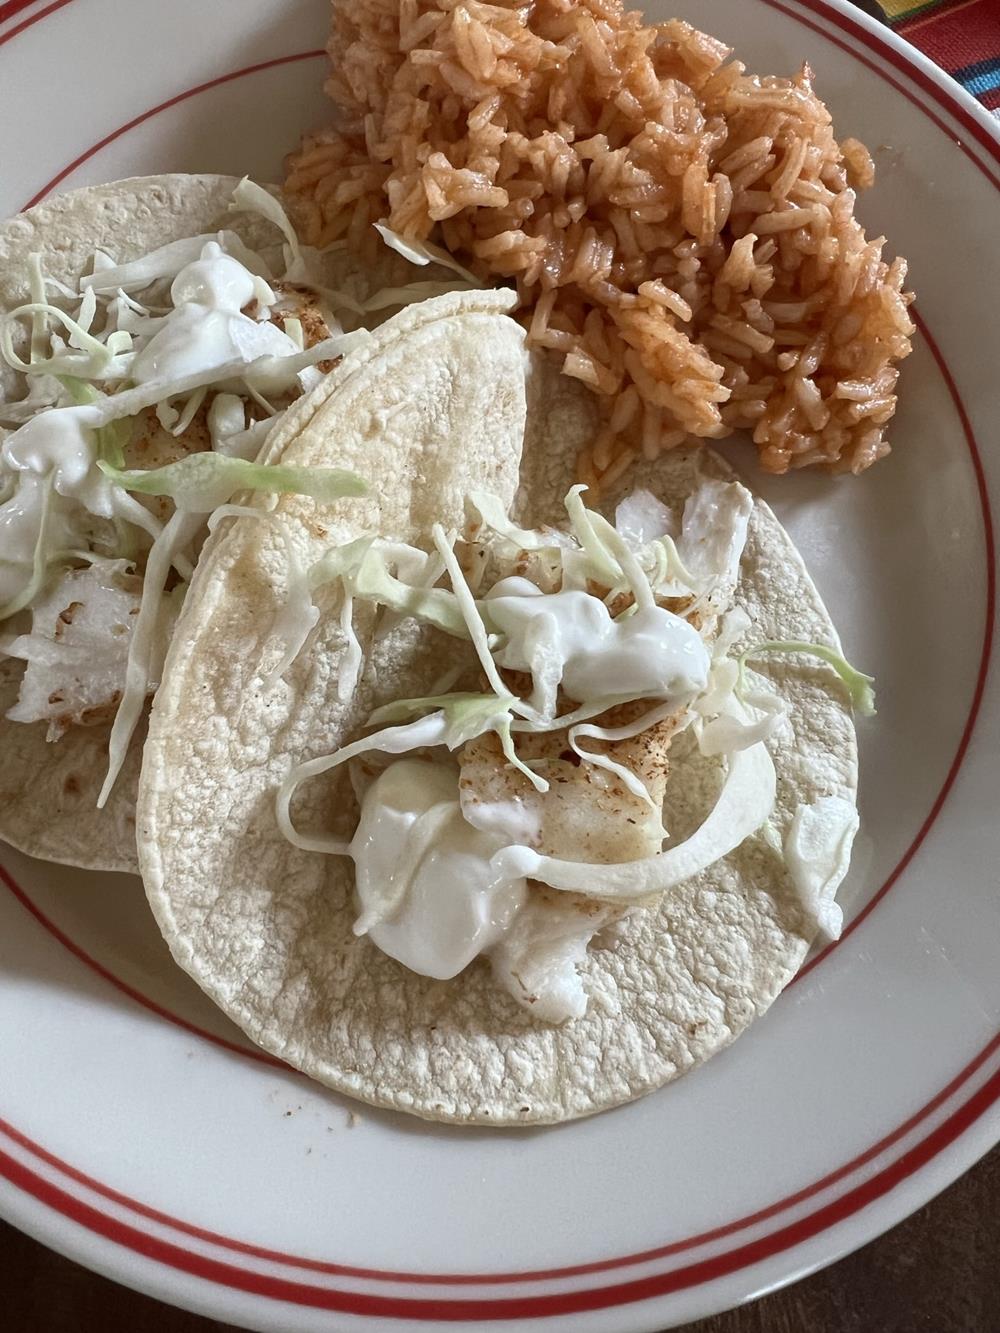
<box><xmin>458</xmin><ymin>700</ymin><xmax>684</xmax><ymax>863</ymax></box>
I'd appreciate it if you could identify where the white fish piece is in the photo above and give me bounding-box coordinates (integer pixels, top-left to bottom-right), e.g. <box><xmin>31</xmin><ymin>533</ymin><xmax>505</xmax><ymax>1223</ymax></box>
<box><xmin>489</xmin><ymin>886</ymin><xmax>619</xmax><ymax>1023</ymax></box>
<box><xmin>5</xmin><ymin>560</ymin><xmax>141</xmax><ymax>738</ymax></box>
<box><xmin>458</xmin><ymin>699</ymin><xmax>684</xmax><ymax>863</ymax></box>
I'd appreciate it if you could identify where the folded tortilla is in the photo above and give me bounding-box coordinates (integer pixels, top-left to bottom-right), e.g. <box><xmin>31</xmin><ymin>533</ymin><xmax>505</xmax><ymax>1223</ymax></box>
<box><xmin>136</xmin><ymin>321</ymin><xmax>857</xmax><ymax>1124</ymax></box>
<box><xmin>0</xmin><ymin>173</ymin><xmax>382</xmax><ymax>872</ymax></box>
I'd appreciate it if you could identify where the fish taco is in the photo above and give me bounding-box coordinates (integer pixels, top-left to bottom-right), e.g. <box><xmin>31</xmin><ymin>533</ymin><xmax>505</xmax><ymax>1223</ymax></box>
<box><xmin>137</xmin><ymin>325</ymin><xmax>867</xmax><ymax>1124</ymax></box>
<box><xmin>0</xmin><ymin>173</ymin><xmax>451</xmax><ymax>870</ymax></box>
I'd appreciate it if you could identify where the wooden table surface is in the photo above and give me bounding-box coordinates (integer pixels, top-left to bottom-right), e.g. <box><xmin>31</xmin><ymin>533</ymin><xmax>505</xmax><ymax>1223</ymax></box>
<box><xmin>2</xmin><ymin>1143</ymin><xmax>998</xmax><ymax>1331</ymax></box>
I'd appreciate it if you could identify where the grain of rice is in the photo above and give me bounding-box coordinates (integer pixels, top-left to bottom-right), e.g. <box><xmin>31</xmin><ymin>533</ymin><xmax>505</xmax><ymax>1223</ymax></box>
<box><xmin>287</xmin><ymin>0</ymin><xmax>914</xmax><ymax>478</ymax></box>
<box><xmin>700</xmin><ymin>330</ymin><xmax>756</xmax><ymax>362</ymax></box>
<box><xmin>610</xmin><ymin>383</ymin><xmax>641</xmax><ymax>433</ymax></box>
<box><xmin>709</xmin><ymin>313</ymin><xmax>774</xmax><ymax>355</ymax></box>
<box><xmin>600</xmin><ymin>444</ymin><xmax>640</xmax><ymax>488</ymax></box>
<box><xmin>841</xmin><ymin>137</ymin><xmax>876</xmax><ymax>190</ymax></box>
<box><xmin>592</xmin><ymin>427</ymin><xmax>618</xmax><ymax>472</ymax></box>
<box><xmin>754</xmin><ymin>206</ymin><xmax>818</xmax><ymax>234</ymax></box>
<box><xmin>719</xmin><ymin>136</ymin><xmax>773</xmax><ymax>174</ymax></box>
<box><xmin>638</xmin><ymin>280</ymin><xmax>693</xmax><ymax>322</ymax></box>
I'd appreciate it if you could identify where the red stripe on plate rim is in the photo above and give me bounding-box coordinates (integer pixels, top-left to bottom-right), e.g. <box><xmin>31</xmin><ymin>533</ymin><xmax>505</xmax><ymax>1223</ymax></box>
<box><xmin>0</xmin><ymin>0</ymin><xmax>72</xmax><ymax>49</ymax></box>
<box><xmin>769</xmin><ymin>0</ymin><xmax>1000</xmax><ymax>188</ymax></box>
<box><xmin>0</xmin><ymin>863</ymin><xmax>283</xmax><ymax>1070</ymax></box>
<box><xmin>20</xmin><ymin>51</ymin><xmax>325</xmax><ymax>211</ymax></box>
<box><xmin>0</xmin><ymin>0</ymin><xmax>998</xmax><ymax>1314</ymax></box>
<box><xmin>795</xmin><ymin>308</ymin><xmax>996</xmax><ymax>983</ymax></box>
<box><xmin>2</xmin><ymin>1042</ymin><xmax>999</xmax><ymax>1317</ymax></box>
<box><xmin>0</xmin><ymin>0</ymin><xmax>41</xmax><ymax>19</ymax></box>
<box><xmin>2</xmin><ymin>1031</ymin><xmax>999</xmax><ymax>1286</ymax></box>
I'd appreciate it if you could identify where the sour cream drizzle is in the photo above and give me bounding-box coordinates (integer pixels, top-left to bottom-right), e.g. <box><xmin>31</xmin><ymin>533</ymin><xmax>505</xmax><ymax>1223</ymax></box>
<box><xmin>486</xmin><ymin>577</ymin><xmax>710</xmax><ymax>711</ymax></box>
<box><xmin>0</xmin><ymin>240</ymin><xmax>302</xmax><ymax>611</ymax></box>
<box><xmin>129</xmin><ymin>243</ymin><xmax>298</xmax><ymax>387</ymax></box>
<box><xmin>344</xmin><ymin>530</ymin><xmax>715</xmax><ymax>991</ymax></box>
<box><xmin>351</xmin><ymin>761</ymin><xmax>527</xmax><ymax>980</ymax></box>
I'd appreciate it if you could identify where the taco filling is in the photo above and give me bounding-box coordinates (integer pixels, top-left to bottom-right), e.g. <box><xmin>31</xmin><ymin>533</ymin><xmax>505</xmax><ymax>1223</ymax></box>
<box><xmin>276</xmin><ymin>478</ymin><xmax>868</xmax><ymax>1023</ymax></box>
<box><xmin>0</xmin><ymin>178</ymin><xmax>372</xmax><ymax>812</ymax></box>
<box><xmin>135</xmin><ymin>291</ymin><xmax>866</xmax><ymax>1122</ymax></box>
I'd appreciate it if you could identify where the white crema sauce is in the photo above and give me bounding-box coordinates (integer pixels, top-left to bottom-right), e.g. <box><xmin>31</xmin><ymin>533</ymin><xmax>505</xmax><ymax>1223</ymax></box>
<box><xmin>129</xmin><ymin>243</ymin><xmax>298</xmax><ymax>387</ymax></box>
<box><xmin>348</xmin><ymin>580</ymin><xmax>713</xmax><ymax>989</ymax></box>
<box><xmin>0</xmin><ymin>241</ymin><xmax>297</xmax><ymax>605</ymax></box>
<box><xmin>350</xmin><ymin>760</ymin><xmax>527</xmax><ymax>980</ymax></box>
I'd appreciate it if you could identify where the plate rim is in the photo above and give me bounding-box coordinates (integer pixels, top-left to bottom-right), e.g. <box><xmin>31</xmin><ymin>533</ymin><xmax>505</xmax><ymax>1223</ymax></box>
<box><xmin>1</xmin><ymin>0</ymin><xmax>999</xmax><ymax>1327</ymax></box>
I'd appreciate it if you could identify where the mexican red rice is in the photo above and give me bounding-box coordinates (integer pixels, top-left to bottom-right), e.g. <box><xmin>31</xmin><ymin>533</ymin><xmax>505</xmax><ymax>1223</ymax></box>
<box><xmin>285</xmin><ymin>0</ymin><xmax>914</xmax><ymax>483</ymax></box>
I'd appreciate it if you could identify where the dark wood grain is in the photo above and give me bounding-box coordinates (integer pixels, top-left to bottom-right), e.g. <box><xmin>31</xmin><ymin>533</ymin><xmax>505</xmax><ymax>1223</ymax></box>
<box><xmin>1</xmin><ymin>1145</ymin><xmax>998</xmax><ymax>1332</ymax></box>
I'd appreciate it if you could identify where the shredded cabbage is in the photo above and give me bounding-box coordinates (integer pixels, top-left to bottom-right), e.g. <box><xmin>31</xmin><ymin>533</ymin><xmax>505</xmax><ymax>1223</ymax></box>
<box><xmin>563</xmin><ymin>485</ymin><xmax>625</xmax><ymax>593</ymax></box>
<box><xmin>467</xmin><ymin>490</ymin><xmax>571</xmax><ymax>555</ymax></box>
<box><xmin>509</xmin><ymin>690</ymin><xmax>653</xmax><ymax>735</ymax></box>
<box><xmin>368</xmin><ymin>687</ymin><xmax>549</xmax><ymax>789</ymax></box>
<box><xmin>206</xmin><ymin>499</ymin><xmax>276</xmax><ymax>534</ymax></box>
<box><xmin>57</xmin><ymin>377</ymin><xmax>129</xmax><ymax>468</ymax></box>
<box><xmin>693</xmin><ymin>649</ymin><xmax>787</xmax><ymax>757</ymax></box>
<box><xmin>229</xmin><ymin>178</ymin><xmax>352</xmax><ymax>293</ymax></box>
<box><xmin>566</xmin><ymin>699</ymin><xmax>683</xmax><ymax>806</ymax></box>
<box><xmin>739</xmin><ymin>640</ymin><xmax>876</xmax><ymax>715</ymax></box>
<box><xmin>1</xmin><ymin>301</ymin><xmax>131</xmax><ymax>379</ymax></box>
<box><xmin>431</xmin><ymin>523</ymin><xmax>532</xmax><ymax>715</ymax></box>
<box><xmin>312</xmin><ymin>285</ymin><xmax>367</xmax><ymax>317</ymax></box>
<box><xmin>371</xmin><ymin>690</ymin><xmax>545</xmax><ymax>792</ymax></box>
<box><xmin>363</xmin><ymin>281</ymin><xmax>474</xmax><ymax>311</ymax></box>
<box><xmin>0</xmin><ymin>474</ymin><xmax>54</xmax><ymax>621</ymax></box>
<box><xmin>310</xmin><ymin>538</ymin><xmax>468</xmax><ymax>638</ymax></box>
<box><xmin>98</xmin><ymin>454</ymin><xmax>366</xmax><ymax>513</ymax></box>
<box><xmin>79</xmin><ymin>231</ymin><xmax>273</xmax><ymax>293</ymax></box>
<box><xmin>369</xmin><ymin>691</ymin><xmax>518</xmax><ymax>748</ymax></box>
<box><xmin>98</xmin><ymin>509</ymin><xmax>201</xmax><ymax>806</ymax></box>
<box><xmin>217</xmin><ymin>417</ymin><xmax>276</xmax><ymax>462</ymax></box>
<box><xmin>277</xmin><ymin>713</ymin><xmax>450</xmax><ymax>855</ymax></box>
<box><xmin>264</xmin><ymin>517</ymin><xmax>321</xmax><ymax>690</ymax></box>
<box><xmin>107</xmin><ymin>484</ymin><xmax>187</xmax><ymax>576</ymax></box>
<box><xmin>241</xmin><ymin>328</ymin><xmax>368</xmax><ymax>397</ymax></box>
<box><xmin>373</xmin><ymin>223</ymin><xmax>481</xmax><ymax>284</ymax></box>
<box><xmin>28</xmin><ymin>253</ymin><xmax>49</xmax><ymax>365</ymax></box>
<box><xmin>170</xmin><ymin>386</ymin><xmax>207</xmax><ymax>438</ymax></box>
<box><xmin>696</xmin><ymin>697</ymin><xmax>785</xmax><ymax>757</ymax></box>
<box><xmin>336</xmin><ymin>589</ymin><xmax>362</xmax><ymax>702</ymax></box>
<box><xmin>230</xmin><ymin>178</ymin><xmax>303</xmax><ymax>279</ymax></box>
<box><xmin>75</xmin><ymin>285</ymin><xmax>98</xmax><ymax>339</ymax></box>
<box><xmin>588</xmin><ymin>509</ymin><xmax>655</xmax><ymax>611</ymax></box>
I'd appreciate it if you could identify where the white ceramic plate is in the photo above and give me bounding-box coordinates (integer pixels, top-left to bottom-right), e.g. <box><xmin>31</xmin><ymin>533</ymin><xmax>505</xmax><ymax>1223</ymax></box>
<box><xmin>1</xmin><ymin>1</ymin><xmax>998</xmax><ymax>1329</ymax></box>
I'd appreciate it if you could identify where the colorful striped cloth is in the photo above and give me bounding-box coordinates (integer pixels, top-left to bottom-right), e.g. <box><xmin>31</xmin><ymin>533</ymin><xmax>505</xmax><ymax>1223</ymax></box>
<box><xmin>874</xmin><ymin>0</ymin><xmax>1000</xmax><ymax>117</ymax></box>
